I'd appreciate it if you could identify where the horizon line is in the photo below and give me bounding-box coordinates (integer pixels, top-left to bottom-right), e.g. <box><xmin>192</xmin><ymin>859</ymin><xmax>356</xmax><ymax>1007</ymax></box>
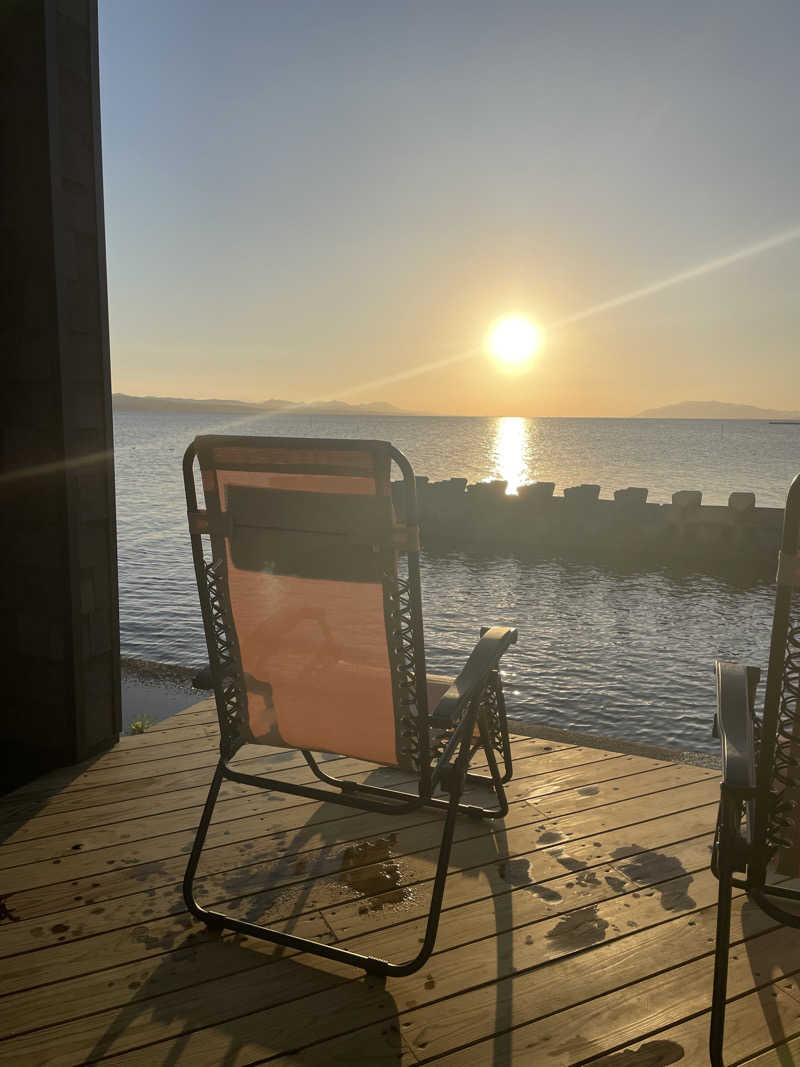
<box><xmin>111</xmin><ymin>392</ymin><xmax>800</xmax><ymax>420</ymax></box>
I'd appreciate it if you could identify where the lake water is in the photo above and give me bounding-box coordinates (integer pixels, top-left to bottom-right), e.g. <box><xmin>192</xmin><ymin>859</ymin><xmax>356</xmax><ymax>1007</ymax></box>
<box><xmin>115</xmin><ymin>411</ymin><xmax>799</xmax><ymax>752</ymax></box>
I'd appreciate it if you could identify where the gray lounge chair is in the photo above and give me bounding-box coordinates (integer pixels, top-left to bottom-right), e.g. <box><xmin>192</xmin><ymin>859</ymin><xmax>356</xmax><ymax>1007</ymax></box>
<box><xmin>711</xmin><ymin>472</ymin><xmax>800</xmax><ymax>1064</ymax></box>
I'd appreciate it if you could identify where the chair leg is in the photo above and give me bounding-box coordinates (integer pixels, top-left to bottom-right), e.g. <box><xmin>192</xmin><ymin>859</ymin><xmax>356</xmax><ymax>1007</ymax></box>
<box><xmin>378</xmin><ymin>768</ymin><xmax>465</xmax><ymax>976</ymax></box>
<box><xmin>473</xmin><ymin>709</ymin><xmax>509</xmax><ymax>817</ymax></box>
<box><xmin>465</xmin><ymin>671</ymin><xmax>513</xmax><ymax>784</ymax></box>
<box><xmin>302</xmin><ymin>723</ymin><xmax>510</xmax><ymax>821</ymax></box>
<box><xmin>181</xmin><ymin>731</ymin><xmax>475</xmax><ymax>976</ymax></box>
<box><xmin>300</xmin><ymin>749</ymin><xmax>426</xmax><ymax>814</ymax></box>
<box><xmin>183</xmin><ymin>758</ymin><xmax>226</xmax><ymax>926</ymax></box>
<box><xmin>300</xmin><ymin>668</ymin><xmax>514</xmax><ymax>819</ymax></box>
<box><xmin>303</xmin><ymin>667</ymin><xmax>514</xmax><ymax>808</ymax></box>
<box><xmin>491</xmin><ymin>671</ymin><xmax>514</xmax><ymax>784</ymax></box>
<box><xmin>710</xmin><ymin>798</ymin><xmax>737</xmax><ymax>1067</ymax></box>
<box><xmin>378</xmin><ymin>703</ymin><xmax>484</xmax><ymax>975</ymax></box>
<box><xmin>458</xmin><ymin>676</ymin><xmax>511</xmax><ymax>817</ymax></box>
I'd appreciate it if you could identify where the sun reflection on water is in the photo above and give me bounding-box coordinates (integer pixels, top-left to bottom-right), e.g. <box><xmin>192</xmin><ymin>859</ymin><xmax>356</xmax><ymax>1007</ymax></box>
<box><xmin>492</xmin><ymin>416</ymin><xmax>532</xmax><ymax>494</ymax></box>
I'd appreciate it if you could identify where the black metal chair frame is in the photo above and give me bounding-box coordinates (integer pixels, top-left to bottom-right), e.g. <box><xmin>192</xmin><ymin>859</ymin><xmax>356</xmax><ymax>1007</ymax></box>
<box><xmin>181</xmin><ymin>437</ymin><xmax>517</xmax><ymax>977</ymax></box>
<box><xmin>710</xmin><ymin>473</ymin><xmax>800</xmax><ymax>1064</ymax></box>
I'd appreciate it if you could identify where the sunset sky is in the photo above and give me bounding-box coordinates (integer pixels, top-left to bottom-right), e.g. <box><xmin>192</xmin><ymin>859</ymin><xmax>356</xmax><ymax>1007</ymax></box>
<box><xmin>100</xmin><ymin>1</ymin><xmax>800</xmax><ymax>417</ymax></box>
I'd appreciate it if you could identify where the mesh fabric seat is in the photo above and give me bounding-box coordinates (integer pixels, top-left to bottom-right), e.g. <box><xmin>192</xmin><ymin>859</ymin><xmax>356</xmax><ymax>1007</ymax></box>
<box><xmin>710</xmin><ymin>472</ymin><xmax>800</xmax><ymax>1064</ymax></box>
<box><xmin>182</xmin><ymin>435</ymin><xmax>517</xmax><ymax>976</ymax></box>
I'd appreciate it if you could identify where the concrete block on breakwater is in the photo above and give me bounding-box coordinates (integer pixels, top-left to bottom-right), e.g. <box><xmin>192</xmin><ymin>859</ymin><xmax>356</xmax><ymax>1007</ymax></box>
<box><xmin>392</xmin><ymin>478</ymin><xmax>783</xmax><ymax>568</ymax></box>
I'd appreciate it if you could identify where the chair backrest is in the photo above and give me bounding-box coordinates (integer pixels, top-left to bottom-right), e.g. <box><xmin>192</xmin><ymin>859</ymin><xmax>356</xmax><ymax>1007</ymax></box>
<box><xmin>757</xmin><ymin>474</ymin><xmax>800</xmax><ymax>876</ymax></box>
<box><xmin>184</xmin><ymin>436</ymin><xmax>430</xmax><ymax>774</ymax></box>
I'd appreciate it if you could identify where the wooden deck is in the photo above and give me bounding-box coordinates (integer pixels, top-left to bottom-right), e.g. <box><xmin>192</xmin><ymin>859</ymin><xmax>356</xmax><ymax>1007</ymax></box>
<box><xmin>1</xmin><ymin>703</ymin><xmax>799</xmax><ymax>1066</ymax></box>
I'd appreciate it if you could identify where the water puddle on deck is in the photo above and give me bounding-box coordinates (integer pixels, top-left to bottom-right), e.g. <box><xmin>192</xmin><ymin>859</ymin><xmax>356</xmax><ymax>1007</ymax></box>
<box><xmin>0</xmin><ymin>895</ymin><xmax>20</xmax><ymax>923</ymax></box>
<box><xmin>545</xmin><ymin>904</ymin><xmax>609</xmax><ymax>951</ymax></box>
<box><xmin>591</xmin><ymin>1039</ymin><xmax>684</xmax><ymax>1064</ymax></box>
<box><xmin>338</xmin><ymin>836</ymin><xmax>412</xmax><ymax>911</ymax></box>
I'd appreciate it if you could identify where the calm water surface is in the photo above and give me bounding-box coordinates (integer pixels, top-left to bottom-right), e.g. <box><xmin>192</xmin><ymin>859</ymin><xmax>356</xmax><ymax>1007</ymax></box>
<box><xmin>115</xmin><ymin>412</ymin><xmax>798</xmax><ymax>752</ymax></box>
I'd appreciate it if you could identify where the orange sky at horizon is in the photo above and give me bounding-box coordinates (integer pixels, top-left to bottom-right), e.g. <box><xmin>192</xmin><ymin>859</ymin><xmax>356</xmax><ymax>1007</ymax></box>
<box><xmin>111</xmin><ymin>236</ymin><xmax>800</xmax><ymax>417</ymax></box>
<box><xmin>109</xmin><ymin>219</ymin><xmax>800</xmax><ymax>417</ymax></box>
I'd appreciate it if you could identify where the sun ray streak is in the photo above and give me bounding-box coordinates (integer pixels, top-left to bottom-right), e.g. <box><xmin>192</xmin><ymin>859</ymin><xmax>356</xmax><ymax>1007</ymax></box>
<box><xmin>326</xmin><ymin>347</ymin><xmax>480</xmax><ymax>399</ymax></box>
<box><xmin>28</xmin><ymin>221</ymin><xmax>799</xmax><ymax>460</ymax></box>
<box><xmin>0</xmin><ymin>450</ymin><xmax>113</xmax><ymax>485</ymax></box>
<box><xmin>324</xmin><ymin>222</ymin><xmax>800</xmax><ymax>401</ymax></box>
<box><xmin>547</xmin><ymin>223</ymin><xmax>800</xmax><ymax>331</ymax></box>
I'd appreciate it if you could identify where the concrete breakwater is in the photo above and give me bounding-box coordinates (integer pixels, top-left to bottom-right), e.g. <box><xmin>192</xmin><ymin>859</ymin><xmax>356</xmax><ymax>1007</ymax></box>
<box><xmin>392</xmin><ymin>478</ymin><xmax>783</xmax><ymax>569</ymax></box>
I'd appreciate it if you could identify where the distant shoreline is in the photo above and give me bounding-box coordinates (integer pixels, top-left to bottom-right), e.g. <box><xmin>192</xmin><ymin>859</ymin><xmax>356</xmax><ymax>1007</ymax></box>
<box><xmin>113</xmin><ymin>407</ymin><xmax>794</xmax><ymax>421</ymax></box>
<box><xmin>112</xmin><ymin>393</ymin><xmax>420</xmax><ymax>416</ymax></box>
<box><xmin>112</xmin><ymin>394</ymin><xmax>799</xmax><ymax>420</ymax></box>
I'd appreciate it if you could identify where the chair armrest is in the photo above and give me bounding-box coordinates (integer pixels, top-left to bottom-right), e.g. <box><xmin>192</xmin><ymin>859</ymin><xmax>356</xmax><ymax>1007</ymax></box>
<box><xmin>714</xmin><ymin>660</ymin><xmax>759</xmax><ymax>794</ymax></box>
<box><xmin>431</xmin><ymin>626</ymin><xmax>518</xmax><ymax>728</ymax></box>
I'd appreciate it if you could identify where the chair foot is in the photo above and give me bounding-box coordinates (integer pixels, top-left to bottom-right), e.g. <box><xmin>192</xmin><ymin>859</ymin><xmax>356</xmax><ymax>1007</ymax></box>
<box><xmin>465</xmin><ymin>770</ymin><xmax>497</xmax><ymax>791</ymax></box>
<box><xmin>709</xmin><ymin>798</ymin><xmax>737</xmax><ymax>1067</ymax></box>
<box><xmin>181</xmin><ymin>750</ymin><xmax>468</xmax><ymax>978</ymax></box>
<box><xmin>201</xmin><ymin>914</ymin><xmax>225</xmax><ymax>931</ymax></box>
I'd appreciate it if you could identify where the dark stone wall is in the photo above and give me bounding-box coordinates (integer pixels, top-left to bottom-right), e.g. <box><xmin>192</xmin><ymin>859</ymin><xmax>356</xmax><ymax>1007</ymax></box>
<box><xmin>393</xmin><ymin>478</ymin><xmax>783</xmax><ymax>573</ymax></box>
<box><xmin>0</xmin><ymin>0</ymin><xmax>120</xmax><ymax>790</ymax></box>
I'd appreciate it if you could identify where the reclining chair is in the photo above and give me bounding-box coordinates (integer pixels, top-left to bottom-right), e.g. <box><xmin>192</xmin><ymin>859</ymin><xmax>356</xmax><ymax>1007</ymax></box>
<box><xmin>711</xmin><ymin>472</ymin><xmax>800</xmax><ymax>1064</ymax></box>
<box><xmin>182</xmin><ymin>435</ymin><xmax>517</xmax><ymax>976</ymax></box>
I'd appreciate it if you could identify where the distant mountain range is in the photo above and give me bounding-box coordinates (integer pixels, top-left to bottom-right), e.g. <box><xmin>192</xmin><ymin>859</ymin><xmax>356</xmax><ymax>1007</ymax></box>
<box><xmin>112</xmin><ymin>394</ymin><xmax>800</xmax><ymax>420</ymax></box>
<box><xmin>636</xmin><ymin>400</ymin><xmax>800</xmax><ymax>420</ymax></box>
<box><xmin>112</xmin><ymin>394</ymin><xmax>418</xmax><ymax>416</ymax></box>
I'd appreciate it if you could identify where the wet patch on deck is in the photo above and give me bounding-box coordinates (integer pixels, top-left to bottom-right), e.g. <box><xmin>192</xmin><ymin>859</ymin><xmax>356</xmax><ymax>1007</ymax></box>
<box><xmin>591</xmin><ymin>1039</ymin><xmax>685</xmax><ymax>1064</ymax></box>
<box><xmin>0</xmin><ymin>894</ymin><xmax>20</xmax><ymax>923</ymax></box>
<box><xmin>549</xmin><ymin>847</ymin><xmax>585</xmax><ymax>872</ymax></box>
<box><xmin>339</xmin><ymin>838</ymin><xmax>412</xmax><ymax>910</ymax></box>
<box><xmin>611</xmin><ymin>846</ymin><xmax>696</xmax><ymax>912</ymax></box>
<box><xmin>546</xmin><ymin>904</ymin><xmax>609</xmax><ymax>950</ymax></box>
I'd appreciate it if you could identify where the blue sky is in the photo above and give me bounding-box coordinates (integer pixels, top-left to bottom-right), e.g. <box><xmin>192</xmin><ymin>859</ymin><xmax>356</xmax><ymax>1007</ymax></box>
<box><xmin>100</xmin><ymin>1</ymin><xmax>800</xmax><ymax>415</ymax></box>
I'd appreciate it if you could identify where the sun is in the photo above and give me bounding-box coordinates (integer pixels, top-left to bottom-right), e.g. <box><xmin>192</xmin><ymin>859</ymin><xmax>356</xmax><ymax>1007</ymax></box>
<box><xmin>487</xmin><ymin>315</ymin><xmax>542</xmax><ymax>368</ymax></box>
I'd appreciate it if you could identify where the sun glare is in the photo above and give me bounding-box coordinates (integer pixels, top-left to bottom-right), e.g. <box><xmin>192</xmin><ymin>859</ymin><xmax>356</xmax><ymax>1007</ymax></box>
<box><xmin>488</xmin><ymin>315</ymin><xmax>542</xmax><ymax>368</ymax></box>
<box><xmin>493</xmin><ymin>416</ymin><xmax>529</xmax><ymax>494</ymax></box>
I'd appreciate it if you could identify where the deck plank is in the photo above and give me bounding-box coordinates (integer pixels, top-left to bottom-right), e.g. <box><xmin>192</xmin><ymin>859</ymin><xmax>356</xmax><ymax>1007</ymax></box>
<box><xmin>0</xmin><ymin>734</ymin><xmax>542</xmax><ymax>835</ymax></box>
<box><xmin>421</xmin><ymin>925</ymin><xmax>800</xmax><ymax>1066</ymax></box>
<box><xmin>0</xmin><ymin>737</ymin><xmax>573</xmax><ymax>865</ymax></box>
<box><xmin>1</xmin><ymin>704</ymin><xmax>789</xmax><ymax>1067</ymax></box>
<box><xmin>3</xmin><ymin>833</ymin><xmax>714</xmax><ymax>1035</ymax></box>
<box><xmin>591</xmin><ymin>994</ymin><xmax>800</xmax><ymax>1067</ymax></box>
<box><xmin>0</xmin><ymin>846</ymin><xmax>722</xmax><ymax>1063</ymax></box>
<box><xmin>143</xmin><ymin>703</ymin><xmax>218</xmax><ymax>731</ymax></box>
<box><xmin>112</xmin><ymin>722</ymin><xmax>218</xmax><ymax>750</ymax></box>
<box><xmin>1</xmin><ymin>768</ymin><xmax>715</xmax><ymax>925</ymax></box>
<box><xmin>0</xmin><ymin>797</ymin><xmax>717</xmax><ymax>984</ymax></box>
<box><xmin>0</xmin><ymin>749</ymin><xmax>335</xmax><ymax>827</ymax></box>
<box><xmin>62</xmin><ymin>870</ymin><xmax>750</xmax><ymax>1067</ymax></box>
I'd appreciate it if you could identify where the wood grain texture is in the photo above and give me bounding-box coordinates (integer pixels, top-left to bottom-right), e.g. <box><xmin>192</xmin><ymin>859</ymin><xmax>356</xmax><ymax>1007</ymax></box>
<box><xmin>0</xmin><ymin>705</ymin><xmax>792</xmax><ymax>1066</ymax></box>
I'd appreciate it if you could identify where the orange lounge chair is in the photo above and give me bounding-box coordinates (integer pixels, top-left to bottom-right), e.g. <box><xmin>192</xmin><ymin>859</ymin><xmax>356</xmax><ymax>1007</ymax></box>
<box><xmin>182</xmin><ymin>435</ymin><xmax>517</xmax><ymax>976</ymax></box>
